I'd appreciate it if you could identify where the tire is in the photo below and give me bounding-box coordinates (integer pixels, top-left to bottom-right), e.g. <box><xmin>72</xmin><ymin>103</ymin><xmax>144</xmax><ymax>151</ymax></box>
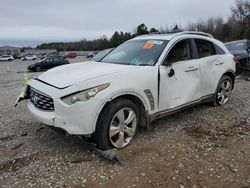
<box><xmin>93</xmin><ymin>98</ymin><xmax>139</xmax><ymax>150</ymax></box>
<box><xmin>35</xmin><ymin>66</ymin><xmax>42</xmax><ymax>72</ymax></box>
<box><xmin>213</xmin><ymin>75</ymin><xmax>233</xmax><ymax>106</ymax></box>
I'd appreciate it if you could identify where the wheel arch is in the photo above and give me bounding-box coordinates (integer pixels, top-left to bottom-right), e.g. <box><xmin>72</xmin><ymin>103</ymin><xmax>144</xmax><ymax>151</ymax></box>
<box><xmin>95</xmin><ymin>92</ymin><xmax>150</xmax><ymax>131</ymax></box>
<box><xmin>222</xmin><ymin>70</ymin><xmax>235</xmax><ymax>89</ymax></box>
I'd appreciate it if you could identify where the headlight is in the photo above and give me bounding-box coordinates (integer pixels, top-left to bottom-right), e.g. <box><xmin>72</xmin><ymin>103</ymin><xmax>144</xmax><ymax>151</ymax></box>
<box><xmin>61</xmin><ymin>83</ymin><xmax>110</xmax><ymax>105</ymax></box>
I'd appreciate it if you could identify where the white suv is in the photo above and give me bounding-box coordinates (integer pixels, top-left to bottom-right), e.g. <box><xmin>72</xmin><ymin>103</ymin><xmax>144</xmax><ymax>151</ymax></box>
<box><xmin>21</xmin><ymin>54</ymin><xmax>37</xmax><ymax>61</ymax></box>
<box><xmin>0</xmin><ymin>55</ymin><xmax>14</xmax><ymax>61</ymax></box>
<box><xmin>17</xmin><ymin>32</ymin><xmax>236</xmax><ymax>150</ymax></box>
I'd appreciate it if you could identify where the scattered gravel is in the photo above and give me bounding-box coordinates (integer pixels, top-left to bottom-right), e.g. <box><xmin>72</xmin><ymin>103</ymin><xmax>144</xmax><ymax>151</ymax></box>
<box><xmin>0</xmin><ymin>59</ymin><xmax>250</xmax><ymax>187</ymax></box>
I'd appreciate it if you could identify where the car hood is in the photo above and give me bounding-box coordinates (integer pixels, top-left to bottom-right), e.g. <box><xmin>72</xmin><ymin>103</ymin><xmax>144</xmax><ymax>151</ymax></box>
<box><xmin>37</xmin><ymin>61</ymin><xmax>138</xmax><ymax>88</ymax></box>
<box><xmin>230</xmin><ymin>50</ymin><xmax>248</xmax><ymax>56</ymax></box>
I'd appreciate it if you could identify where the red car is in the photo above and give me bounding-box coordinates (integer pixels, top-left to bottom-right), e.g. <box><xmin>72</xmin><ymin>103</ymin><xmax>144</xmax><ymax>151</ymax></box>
<box><xmin>64</xmin><ymin>53</ymin><xmax>77</xmax><ymax>58</ymax></box>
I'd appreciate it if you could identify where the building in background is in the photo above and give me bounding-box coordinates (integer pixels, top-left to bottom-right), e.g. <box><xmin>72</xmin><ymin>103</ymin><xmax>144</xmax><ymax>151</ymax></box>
<box><xmin>22</xmin><ymin>49</ymin><xmax>57</xmax><ymax>56</ymax></box>
<box><xmin>0</xmin><ymin>46</ymin><xmax>21</xmax><ymax>56</ymax></box>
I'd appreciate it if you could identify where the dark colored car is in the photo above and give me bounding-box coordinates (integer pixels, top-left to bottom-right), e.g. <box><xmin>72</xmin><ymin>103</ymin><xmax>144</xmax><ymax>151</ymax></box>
<box><xmin>28</xmin><ymin>57</ymin><xmax>69</xmax><ymax>72</ymax></box>
<box><xmin>225</xmin><ymin>40</ymin><xmax>250</xmax><ymax>72</ymax></box>
<box><xmin>92</xmin><ymin>48</ymin><xmax>114</xmax><ymax>62</ymax></box>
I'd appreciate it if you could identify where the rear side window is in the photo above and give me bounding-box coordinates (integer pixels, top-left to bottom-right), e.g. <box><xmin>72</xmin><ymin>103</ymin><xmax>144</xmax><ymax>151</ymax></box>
<box><xmin>195</xmin><ymin>39</ymin><xmax>216</xmax><ymax>58</ymax></box>
<box><xmin>45</xmin><ymin>58</ymin><xmax>53</xmax><ymax>63</ymax></box>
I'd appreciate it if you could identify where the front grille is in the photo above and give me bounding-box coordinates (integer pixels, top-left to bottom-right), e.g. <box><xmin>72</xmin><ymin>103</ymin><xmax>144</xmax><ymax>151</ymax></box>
<box><xmin>29</xmin><ymin>87</ymin><xmax>54</xmax><ymax>111</ymax></box>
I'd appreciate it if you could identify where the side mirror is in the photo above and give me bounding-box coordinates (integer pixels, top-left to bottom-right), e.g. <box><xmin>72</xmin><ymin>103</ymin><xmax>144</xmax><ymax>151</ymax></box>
<box><xmin>168</xmin><ymin>67</ymin><xmax>175</xmax><ymax>77</ymax></box>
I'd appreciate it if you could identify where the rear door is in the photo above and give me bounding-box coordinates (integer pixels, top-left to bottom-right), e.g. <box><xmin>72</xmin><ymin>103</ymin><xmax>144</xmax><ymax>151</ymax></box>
<box><xmin>43</xmin><ymin>58</ymin><xmax>54</xmax><ymax>69</ymax></box>
<box><xmin>51</xmin><ymin>58</ymin><xmax>61</xmax><ymax>68</ymax></box>
<box><xmin>194</xmin><ymin>39</ymin><xmax>226</xmax><ymax>97</ymax></box>
<box><xmin>159</xmin><ymin>39</ymin><xmax>201</xmax><ymax>111</ymax></box>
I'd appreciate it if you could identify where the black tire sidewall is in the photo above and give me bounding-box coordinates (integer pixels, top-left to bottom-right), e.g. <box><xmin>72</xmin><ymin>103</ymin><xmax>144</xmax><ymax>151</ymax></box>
<box><xmin>214</xmin><ymin>75</ymin><xmax>233</xmax><ymax>106</ymax></box>
<box><xmin>94</xmin><ymin>98</ymin><xmax>139</xmax><ymax>150</ymax></box>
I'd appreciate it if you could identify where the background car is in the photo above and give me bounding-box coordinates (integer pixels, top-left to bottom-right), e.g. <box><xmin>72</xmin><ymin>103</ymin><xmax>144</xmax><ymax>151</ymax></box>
<box><xmin>225</xmin><ymin>40</ymin><xmax>250</xmax><ymax>72</ymax></box>
<box><xmin>28</xmin><ymin>56</ymin><xmax>69</xmax><ymax>72</ymax></box>
<box><xmin>64</xmin><ymin>52</ymin><xmax>77</xmax><ymax>59</ymax></box>
<box><xmin>21</xmin><ymin>54</ymin><xmax>37</xmax><ymax>61</ymax></box>
<box><xmin>37</xmin><ymin>53</ymin><xmax>47</xmax><ymax>60</ymax></box>
<box><xmin>92</xmin><ymin>48</ymin><xmax>114</xmax><ymax>62</ymax></box>
<box><xmin>86</xmin><ymin>51</ymin><xmax>98</xmax><ymax>58</ymax></box>
<box><xmin>0</xmin><ymin>55</ymin><xmax>14</xmax><ymax>61</ymax></box>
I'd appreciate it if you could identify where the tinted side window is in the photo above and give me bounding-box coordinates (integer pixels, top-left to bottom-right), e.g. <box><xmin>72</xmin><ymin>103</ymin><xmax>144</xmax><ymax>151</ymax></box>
<box><xmin>54</xmin><ymin>58</ymin><xmax>63</xmax><ymax>63</ymax></box>
<box><xmin>44</xmin><ymin>58</ymin><xmax>53</xmax><ymax>63</ymax></box>
<box><xmin>247</xmin><ymin>41</ymin><xmax>250</xmax><ymax>49</ymax></box>
<box><xmin>166</xmin><ymin>39</ymin><xmax>192</xmax><ymax>63</ymax></box>
<box><xmin>195</xmin><ymin>39</ymin><xmax>216</xmax><ymax>58</ymax></box>
<box><xmin>214</xmin><ymin>45</ymin><xmax>225</xmax><ymax>55</ymax></box>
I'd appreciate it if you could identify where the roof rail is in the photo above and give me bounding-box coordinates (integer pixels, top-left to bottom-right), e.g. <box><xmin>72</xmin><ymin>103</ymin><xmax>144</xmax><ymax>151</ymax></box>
<box><xmin>147</xmin><ymin>30</ymin><xmax>213</xmax><ymax>38</ymax></box>
<box><xmin>173</xmin><ymin>31</ymin><xmax>214</xmax><ymax>38</ymax></box>
<box><xmin>148</xmin><ymin>29</ymin><xmax>184</xmax><ymax>35</ymax></box>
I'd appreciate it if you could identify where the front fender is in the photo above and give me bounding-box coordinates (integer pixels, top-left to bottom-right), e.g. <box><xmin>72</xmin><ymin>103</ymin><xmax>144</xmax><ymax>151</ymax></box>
<box><xmin>92</xmin><ymin>89</ymin><xmax>151</xmax><ymax>131</ymax></box>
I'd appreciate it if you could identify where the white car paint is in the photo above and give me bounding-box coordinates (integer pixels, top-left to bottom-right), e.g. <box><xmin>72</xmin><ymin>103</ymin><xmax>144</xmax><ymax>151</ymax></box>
<box><xmin>24</xmin><ymin>32</ymin><xmax>235</xmax><ymax>137</ymax></box>
<box><xmin>0</xmin><ymin>55</ymin><xmax>14</xmax><ymax>61</ymax></box>
<box><xmin>22</xmin><ymin>55</ymin><xmax>37</xmax><ymax>61</ymax></box>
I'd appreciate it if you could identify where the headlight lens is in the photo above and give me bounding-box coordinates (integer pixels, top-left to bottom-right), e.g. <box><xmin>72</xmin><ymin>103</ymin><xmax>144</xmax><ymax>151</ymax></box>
<box><xmin>61</xmin><ymin>83</ymin><xmax>110</xmax><ymax>105</ymax></box>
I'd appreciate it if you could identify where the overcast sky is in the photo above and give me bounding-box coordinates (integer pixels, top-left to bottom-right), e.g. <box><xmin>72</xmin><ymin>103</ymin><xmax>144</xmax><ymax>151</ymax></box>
<box><xmin>0</xmin><ymin>0</ymin><xmax>235</xmax><ymax>47</ymax></box>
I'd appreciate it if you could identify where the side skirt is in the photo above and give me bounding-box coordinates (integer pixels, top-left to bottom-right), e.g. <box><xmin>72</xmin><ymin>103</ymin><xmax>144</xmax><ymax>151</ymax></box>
<box><xmin>149</xmin><ymin>94</ymin><xmax>215</xmax><ymax>122</ymax></box>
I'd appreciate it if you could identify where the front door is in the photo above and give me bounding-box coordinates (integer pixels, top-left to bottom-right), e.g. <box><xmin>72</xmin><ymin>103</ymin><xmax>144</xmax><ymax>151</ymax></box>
<box><xmin>159</xmin><ymin>39</ymin><xmax>201</xmax><ymax>111</ymax></box>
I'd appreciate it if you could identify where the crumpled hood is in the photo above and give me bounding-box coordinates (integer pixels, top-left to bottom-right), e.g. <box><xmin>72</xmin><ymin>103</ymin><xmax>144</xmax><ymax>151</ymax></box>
<box><xmin>37</xmin><ymin>61</ymin><xmax>137</xmax><ymax>88</ymax></box>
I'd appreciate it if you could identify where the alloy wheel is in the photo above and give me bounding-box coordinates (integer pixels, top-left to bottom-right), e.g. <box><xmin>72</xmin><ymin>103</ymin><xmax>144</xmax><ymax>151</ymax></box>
<box><xmin>217</xmin><ymin>79</ymin><xmax>232</xmax><ymax>105</ymax></box>
<box><xmin>109</xmin><ymin>107</ymin><xmax>137</xmax><ymax>148</ymax></box>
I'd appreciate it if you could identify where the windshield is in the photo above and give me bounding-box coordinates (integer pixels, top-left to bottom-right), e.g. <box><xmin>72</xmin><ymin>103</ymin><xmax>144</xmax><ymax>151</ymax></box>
<box><xmin>92</xmin><ymin>48</ymin><xmax>114</xmax><ymax>62</ymax></box>
<box><xmin>101</xmin><ymin>39</ymin><xmax>168</xmax><ymax>66</ymax></box>
<box><xmin>225</xmin><ymin>42</ymin><xmax>246</xmax><ymax>52</ymax></box>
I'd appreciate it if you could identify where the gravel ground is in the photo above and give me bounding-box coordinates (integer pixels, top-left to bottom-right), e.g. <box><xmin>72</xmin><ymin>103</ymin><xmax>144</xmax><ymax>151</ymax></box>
<box><xmin>0</xmin><ymin>58</ymin><xmax>250</xmax><ymax>188</ymax></box>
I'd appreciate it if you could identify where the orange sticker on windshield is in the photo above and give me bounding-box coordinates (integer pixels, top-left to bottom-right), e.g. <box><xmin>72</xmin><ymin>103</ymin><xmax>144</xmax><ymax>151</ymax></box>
<box><xmin>144</xmin><ymin>43</ymin><xmax>154</xmax><ymax>49</ymax></box>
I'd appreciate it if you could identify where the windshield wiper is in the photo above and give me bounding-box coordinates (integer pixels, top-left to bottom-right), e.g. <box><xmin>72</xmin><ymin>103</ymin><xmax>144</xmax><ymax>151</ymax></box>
<box><xmin>137</xmin><ymin>64</ymin><xmax>152</xmax><ymax>66</ymax></box>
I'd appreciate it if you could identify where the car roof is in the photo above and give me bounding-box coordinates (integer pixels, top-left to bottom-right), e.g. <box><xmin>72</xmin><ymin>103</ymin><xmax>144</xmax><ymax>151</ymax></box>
<box><xmin>132</xmin><ymin>31</ymin><xmax>213</xmax><ymax>41</ymax></box>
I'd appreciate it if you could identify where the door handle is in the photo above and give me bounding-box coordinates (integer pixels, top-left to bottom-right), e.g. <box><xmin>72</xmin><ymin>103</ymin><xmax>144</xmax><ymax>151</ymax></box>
<box><xmin>215</xmin><ymin>62</ymin><xmax>224</xmax><ymax>65</ymax></box>
<box><xmin>185</xmin><ymin>67</ymin><xmax>199</xmax><ymax>72</ymax></box>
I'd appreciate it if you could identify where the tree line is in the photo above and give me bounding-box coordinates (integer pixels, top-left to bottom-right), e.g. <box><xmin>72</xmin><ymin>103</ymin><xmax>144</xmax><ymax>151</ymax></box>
<box><xmin>37</xmin><ymin>0</ymin><xmax>250</xmax><ymax>51</ymax></box>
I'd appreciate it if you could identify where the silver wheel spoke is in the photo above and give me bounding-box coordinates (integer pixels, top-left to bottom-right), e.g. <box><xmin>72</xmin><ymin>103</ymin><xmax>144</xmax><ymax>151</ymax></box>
<box><xmin>221</xmin><ymin>83</ymin><xmax>226</xmax><ymax>90</ymax></box>
<box><xmin>124</xmin><ymin>126</ymin><xmax>135</xmax><ymax>137</ymax></box>
<box><xmin>110</xmin><ymin>126</ymin><xmax>120</xmax><ymax>137</ymax></box>
<box><xmin>116</xmin><ymin>110</ymin><xmax>125</xmax><ymax>124</ymax></box>
<box><xmin>124</xmin><ymin>111</ymin><xmax>135</xmax><ymax>125</ymax></box>
<box><xmin>220</xmin><ymin>95</ymin><xmax>225</xmax><ymax>104</ymax></box>
<box><xmin>224</xmin><ymin>91</ymin><xmax>230</xmax><ymax>97</ymax></box>
<box><xmin>116</xmin><ymin>131</ymin><xmax>125</xmax><ymax>148</ymax></box>
<box><xmin>224</xmin><ymin>81</ymin><xmax>230</xmax><ymax>90</ymax></box>
<box><xmin>218</xmin><ymin>92</ymin><xmax>223</xmax><ymax>98</ymax></box>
